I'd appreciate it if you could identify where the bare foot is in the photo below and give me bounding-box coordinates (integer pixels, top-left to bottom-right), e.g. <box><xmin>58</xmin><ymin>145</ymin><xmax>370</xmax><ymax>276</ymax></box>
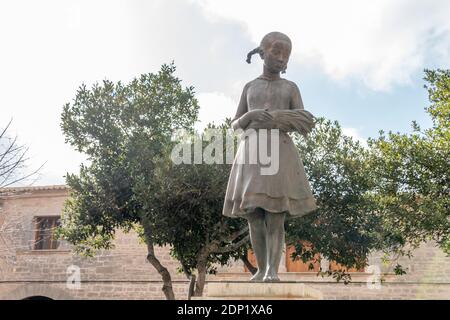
<box><xmin>250</xmin><ymin>270</ymin><xmax>266</xmax><ymax>281</ymax></box>
<box><xmin>263</xmin><ymin>269</ymin><xmax>281</xmax><ymax>282</ymax></box>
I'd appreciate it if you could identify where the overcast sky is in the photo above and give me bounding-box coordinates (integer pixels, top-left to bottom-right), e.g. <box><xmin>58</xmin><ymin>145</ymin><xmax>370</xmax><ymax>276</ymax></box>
<box><xmin>1</xmin><ymin>0</ymin><xmax>449</xmax><ymax>186</ymax></box>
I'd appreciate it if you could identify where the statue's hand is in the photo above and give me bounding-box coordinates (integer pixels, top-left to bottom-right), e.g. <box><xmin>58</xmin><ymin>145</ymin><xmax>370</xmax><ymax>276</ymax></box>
<box><xmin>243</xmin><ymin>109</ymin><xmax>273</xmax><ymax>123</ymax></box>
<box><xmin>247</xmin><ymin>120</ymin><xmax>279</xmax><ymax>130</ymax></box>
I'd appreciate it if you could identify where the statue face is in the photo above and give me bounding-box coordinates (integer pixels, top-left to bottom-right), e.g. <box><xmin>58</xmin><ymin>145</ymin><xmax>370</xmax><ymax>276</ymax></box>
<box><xmin>262</xmin><ymin>39</ymin><xmax>291</xmax><ymax>73</ymax></box>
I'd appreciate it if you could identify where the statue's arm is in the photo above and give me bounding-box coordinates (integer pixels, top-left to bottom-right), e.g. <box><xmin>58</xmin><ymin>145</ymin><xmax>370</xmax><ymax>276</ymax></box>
<box><xmin>287</xmin><ymin>82</ymin><xmax>315</xmax><ymax>135</ymax></box>
<box><xmin>231</xmin><ymin>82</ymin><xmax>276</xmax><ymax>130</ymax></box>
<box><xmin>231</xmin><ymin>83</ymin><xmax>251</xmax><ymax>130</ymax></box>
<box><xmin>289</xmin><ymin>82</ymin><xmax>305</xmax><ymax>110</ymax></box>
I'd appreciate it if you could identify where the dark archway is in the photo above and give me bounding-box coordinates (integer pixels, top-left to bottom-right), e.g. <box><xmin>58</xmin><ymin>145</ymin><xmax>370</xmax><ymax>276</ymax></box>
<box><xmin>22</xmin><ymin>296</ymin><xmax>53</xmax><ymax>300</ymax></box>
<box><xmin>5</xmin><ymin>284</ymin><xmax>74</xmax><ymax>300</ymax></box>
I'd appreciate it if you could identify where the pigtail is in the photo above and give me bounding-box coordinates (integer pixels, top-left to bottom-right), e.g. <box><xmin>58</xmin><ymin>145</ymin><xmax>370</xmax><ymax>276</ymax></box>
<box><xmin>246</xmin><ymin>47</ymin><xmax>261</xmax><ymax>64</ymax></box>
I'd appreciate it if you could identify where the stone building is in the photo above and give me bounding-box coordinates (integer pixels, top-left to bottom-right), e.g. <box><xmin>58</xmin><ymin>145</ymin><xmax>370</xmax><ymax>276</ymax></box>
<box><xmin>0</xmin><ymin>185</ymin><xmax>448</xmax><ymax>299</ymax></box>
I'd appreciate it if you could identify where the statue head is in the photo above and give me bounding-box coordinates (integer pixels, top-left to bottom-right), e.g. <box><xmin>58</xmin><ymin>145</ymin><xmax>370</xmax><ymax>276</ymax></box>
<box><xmin>246</xmin><ymin>31</ymin><xmax>292</xmax><ymax>74</ymax></box>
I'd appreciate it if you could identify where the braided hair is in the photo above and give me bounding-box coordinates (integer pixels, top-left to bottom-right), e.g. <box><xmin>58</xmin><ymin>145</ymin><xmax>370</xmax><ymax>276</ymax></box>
<box><xmin>246</xmin><ymin>32</ymin><xmax>292</xmax><ymax>73</ymax></box>
<box><xmin>246</xmin><ymin>47</ymin><xmax>262</xmax><ymax>64</ymax></box>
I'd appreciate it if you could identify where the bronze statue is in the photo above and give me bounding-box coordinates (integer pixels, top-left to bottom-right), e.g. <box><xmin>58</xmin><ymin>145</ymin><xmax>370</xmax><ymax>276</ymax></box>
<box><xmin>223</xmin><ymin>32</ymin><xmax>317</xmax><ymax>282</ymax></box>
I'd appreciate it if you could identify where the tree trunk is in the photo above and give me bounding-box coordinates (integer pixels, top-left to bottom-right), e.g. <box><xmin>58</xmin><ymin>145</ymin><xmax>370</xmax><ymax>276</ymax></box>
<box><xmin>194</xmin><ymin>260</ymin><xmax>207</xmax><ymax>297</ymax></box>
<box><xmin>192</xmin><ymin>228</ymin><xmax>250</xmax><ymax>297</ymax></box>
<box><xmin>193</xmin><ymin>245</ymin><xmax>210</xmax><ymax>297</ymax></box>
<box><xmin>188</xmin><ymin>274</ymin><xmax>196</xmax><ymax>300</ymax></box>
<box><xmin>241</xmin><ymin>254</ymin><xmax>257</xmax><ymax>275</ymax></box>
<box><xmin>146</xmin><ymin>242</ymin><xmax>175</xmax><ymax>300</ymax></box>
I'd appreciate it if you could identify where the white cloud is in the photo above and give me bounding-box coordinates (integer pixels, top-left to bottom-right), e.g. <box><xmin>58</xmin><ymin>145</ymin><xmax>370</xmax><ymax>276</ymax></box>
<box><xmin>0</xmin><ymin>0</ymin><xmax>252</xmax><ymax>186</ymax></box>
<box><xmin>196</xmin><ymin>92</ymin><xmax>237</xmax><ymax>131</ymax></box>
<box><xmin>1</xmin><ymin>0</ymin><xmax>448</xmax><ymax>186</ymax></box>
<box><xmin>342</xmin><ymin>127</ymin><xmax>368</xmax><ymax>148</ymax></box>
<box><xmin>195</xmin><ymin>0</ymin><xmax>450</xmax><ymax>91</ymax></box>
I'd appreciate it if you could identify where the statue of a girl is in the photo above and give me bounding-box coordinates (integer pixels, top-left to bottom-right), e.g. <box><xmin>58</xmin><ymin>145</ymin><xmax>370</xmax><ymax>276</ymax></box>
<box><xmin>222</xmin><ymin>31</ymin><xmax>317</xmax><ymax>282</ymax></box>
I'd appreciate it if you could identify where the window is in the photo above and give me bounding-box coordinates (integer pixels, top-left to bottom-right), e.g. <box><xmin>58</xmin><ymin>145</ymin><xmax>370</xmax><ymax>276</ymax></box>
<box><xmin>34</xmin><ymin>216</ymin><xmax>60</xmax><ymax>250</ymax></box>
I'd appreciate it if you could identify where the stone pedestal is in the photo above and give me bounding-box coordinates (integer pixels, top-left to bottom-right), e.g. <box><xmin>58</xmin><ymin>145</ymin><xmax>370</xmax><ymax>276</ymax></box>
<box><xmin>193</xmin><ymin>281</ymin><xmax>323</xmax><ymax>300</ymax></box>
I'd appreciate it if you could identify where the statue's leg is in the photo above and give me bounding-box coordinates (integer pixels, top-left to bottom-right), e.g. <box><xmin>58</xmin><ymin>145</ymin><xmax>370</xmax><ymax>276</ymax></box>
<box><xmin>246</xmin><ymin>207</ymin><xmax>267</xmax><ymax>281</ymax></box>
<box><xmin>263</xmin><ymin>211</ymin><xmax>286</xmax><ymax>282</ymax></box>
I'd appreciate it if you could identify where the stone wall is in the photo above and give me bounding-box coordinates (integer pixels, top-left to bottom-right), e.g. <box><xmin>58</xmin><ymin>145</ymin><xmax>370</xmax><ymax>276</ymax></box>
<box><xmin>0</xmin><ymin>186</ymin><xmax>190</xmax><ymax>299</ymax></box>
<box><xmin>0</xmin><ymin>186</ymin><xmax>448</xmax><ymax>300</ymax></box>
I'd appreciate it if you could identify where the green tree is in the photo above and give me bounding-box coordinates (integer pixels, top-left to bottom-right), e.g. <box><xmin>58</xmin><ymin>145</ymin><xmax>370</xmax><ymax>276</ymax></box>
<box><xmin>58</xmin><ymin>64</ymin><xmax>251</xmax><ymax>299</ymax></box>
<box><xmin>368</xmin><ymin>69</ymin><xmax>449</xmax><ymax>261</ymax></box>
<box><xmin>287</xmin><ymin>69</ymin><xmax>449</xmax><ymax>281</ymax></box>
<box><xmin>59</xmin><ymin>63</ymin><xmax>199</xmax><ymax>300</ymax></box>
<box><xmin>143</xmin><ymin>123</ymin><xmax>249</xmax><ymax>297</ymax></box>
<box><xmin>287</xmin><ymin>118</ymin><xmax>384</xmax><ymax>283</ymax></box>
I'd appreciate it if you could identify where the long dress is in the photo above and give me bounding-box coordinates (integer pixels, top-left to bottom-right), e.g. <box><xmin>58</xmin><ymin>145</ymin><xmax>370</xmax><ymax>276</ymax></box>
<box><xmin>222</xmin><ymin>76</ymin><xmax>317</xmax><ymax>219</ymax></box>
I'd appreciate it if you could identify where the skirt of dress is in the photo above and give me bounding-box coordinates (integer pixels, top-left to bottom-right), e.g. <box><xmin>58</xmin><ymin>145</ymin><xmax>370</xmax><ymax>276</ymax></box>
<box><xmin>222</xmin><ymin>128</ymin><xmax>317</xmax><ymax>219</ymax></box>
